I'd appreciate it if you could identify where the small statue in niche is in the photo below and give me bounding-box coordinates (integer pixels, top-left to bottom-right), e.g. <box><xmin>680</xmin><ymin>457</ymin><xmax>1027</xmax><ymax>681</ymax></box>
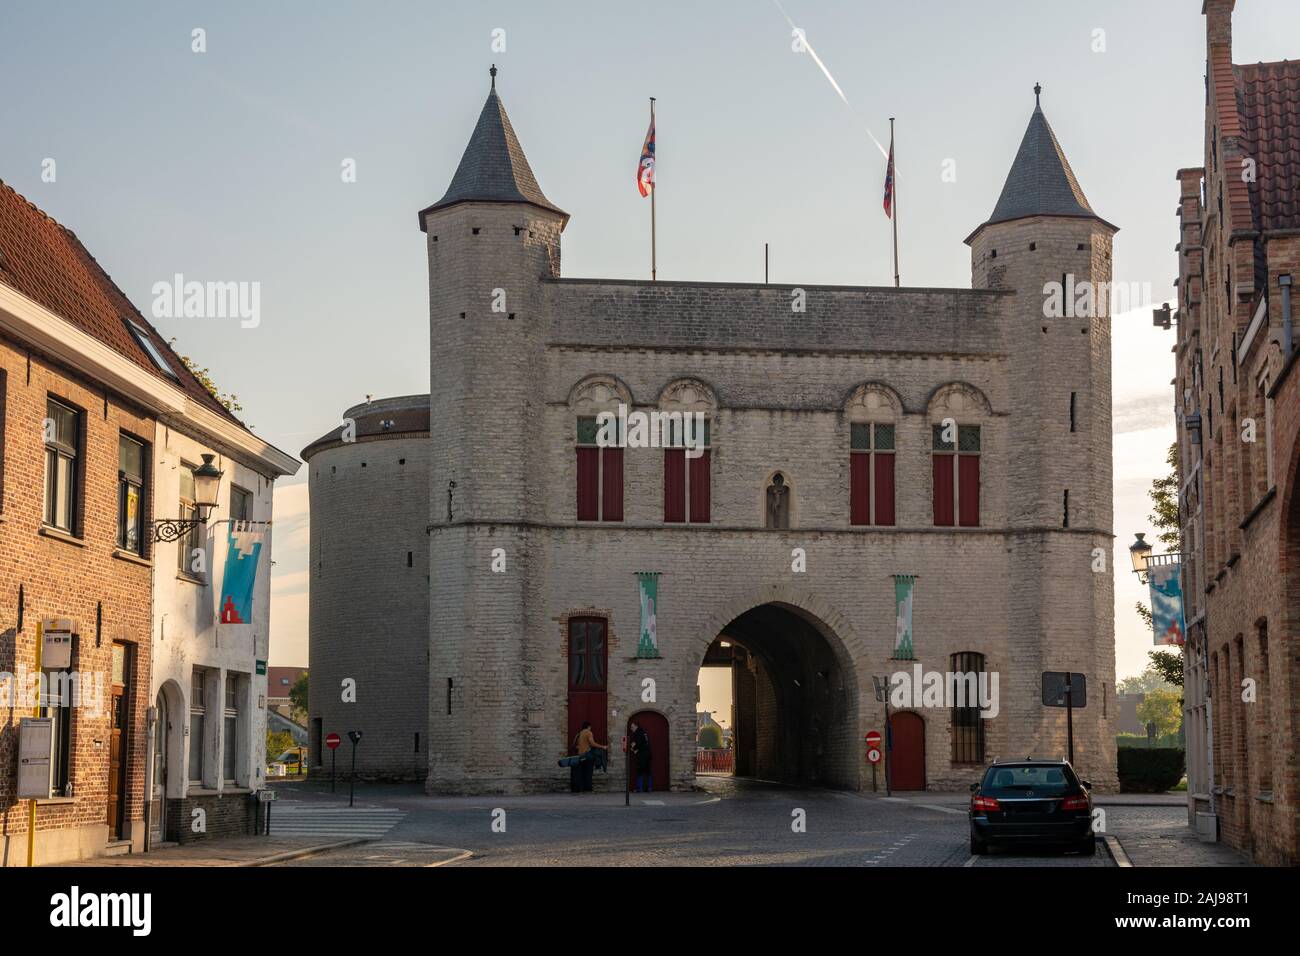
<box><xmin>766</xmin><ymin>473</ymin><xmax>790</xmax><ymax>529</ymax></box>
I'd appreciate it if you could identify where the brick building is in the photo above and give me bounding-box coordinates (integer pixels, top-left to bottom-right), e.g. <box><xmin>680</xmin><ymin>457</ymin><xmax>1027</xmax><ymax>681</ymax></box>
<box><xmin>307</xmin><ymin>72</ymin><xmax>1120</xmax><ymax>794</ymax></box>
<box><xmin>0</xmin><ymin>179</ymin><xmax>296</xmax><ymax>862</ymax></box>
<box><xmin>1169</xmin><ymin>0</ymin><xmax>1300</xmax><ymax>865</ymax></box>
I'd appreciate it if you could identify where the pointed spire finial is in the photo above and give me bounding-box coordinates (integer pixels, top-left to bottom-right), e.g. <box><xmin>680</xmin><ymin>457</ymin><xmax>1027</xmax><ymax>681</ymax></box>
<box><xmin>490</xmin><ymin>64</ymin><xmax>497</xmax><ymax>90</ymax></box>
<box><xmin>1034</xmin><ymin>82</ymin><xmax>1042</xmax><ymax>106</ymax></box>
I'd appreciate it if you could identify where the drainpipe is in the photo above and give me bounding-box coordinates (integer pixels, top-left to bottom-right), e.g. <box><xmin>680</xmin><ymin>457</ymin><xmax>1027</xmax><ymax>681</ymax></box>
<box><xmin>1281</xmin><ymin>274</ymin><xmax>1293</xmax><ymax>357</ymax></box>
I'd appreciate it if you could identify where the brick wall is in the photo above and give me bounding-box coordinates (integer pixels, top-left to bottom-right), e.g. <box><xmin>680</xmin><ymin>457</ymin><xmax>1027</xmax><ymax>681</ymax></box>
<box><xmin>0</xmin><ymin>333</ymin><xmax>154</xmax><ymax>865</ymax></box>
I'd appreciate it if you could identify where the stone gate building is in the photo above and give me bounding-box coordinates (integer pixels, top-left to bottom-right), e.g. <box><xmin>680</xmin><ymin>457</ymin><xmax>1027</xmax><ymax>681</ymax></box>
<box><xmin>307</xmin><ymin>73</ymin><xmax>1119</xmax><ymax>793</ymax></box>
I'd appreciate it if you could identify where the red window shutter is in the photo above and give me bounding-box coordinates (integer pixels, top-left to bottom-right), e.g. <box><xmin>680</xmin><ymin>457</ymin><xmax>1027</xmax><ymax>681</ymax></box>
<box><xmin>601</xmin><ymin>447</ymin><xmax>623</xmax><ymax>522</ymax></box>
<box><xmin>664</xmin><ymin>449</ymin><xmax>686</xmax><ymax>522</ymax></box>
<box><xmin>689</xmin><ymin>449</ymin><xmax>711</xmax><ymax>523</ymax></box>
<box><xmin>576</xmin><ymin>447</ymin><xmax>599</xmax><ymax>520</ymax></box>
<box><xmin>874</xmin><ymin>452</ymin><xmax>896</xmax><ymax>526</ymax></box>
<box><xmin>958</xmin><ymin>455</ymin><xmax>980</xmax><ymax>526</ymax></box>
<box><xmin>850</xmin><ymin>454</ymin><xmax>871</xmax><ymax>525</ymax></box>
<box><xmin>932</xmin><ymin>455</ymin><xmax>955</xmax><ymax>526</ymax></box>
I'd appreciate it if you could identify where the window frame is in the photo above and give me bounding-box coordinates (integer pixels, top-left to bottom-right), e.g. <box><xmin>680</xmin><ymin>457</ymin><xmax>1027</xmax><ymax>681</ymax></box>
<box><xmin>117</xmin><ymin>433</ymin><xmax>148</xmax><ymax>555</ymax></box>
<box><xmin>932</xmin><ymin>423</ymin><xmax>981</xmax><ymax>527</ymax></box>
<box><xmin>230</xmin><ymin>484</ymin><xmax>254</xmax><ymax>523</ymax></box>
<box><xmin>950</xmin><ymin>651</ymin><xmax>987</xmax><ymax>765</ymax></box>
<box><xmin>575</xmin><ymin>416</ymin><xmax>623</xmax><ymax>522</ymax></box>
<box><xmin>567</xmin><ymin>617</ymin><xmax>608</xmax><ymax>692</ymax></box>
<box><xmin>222</xmin><ymin>674</ymin><xmax>241</xmax><ymax>785</ymax></box>
<box><xmin>850</xmin><ymin>421</ymin><xmax>896</xmax><ymax>526</ymax></box>
<box><xmin>127</xmin><ymin>320</ymin><xmax>180</xmax><ymax>380</ymax></box>
<box><xmin>43</xmin><ymin>397</ymin><xmax>81</xmax><ymax>534</ymax></box>
<box><xmin>663</xmin><ymin>416</ymin><xmax>711</xmax><ymax>524</ymax></box>
<box><xmin>177</xmin><ymin>461</ymin><xmax>205</xmax><ymax>579</ymax></box>
<box><xmin>189</xmin><ymin>668</ymin><xmax>206</xmax><ymax>786</ymax></box>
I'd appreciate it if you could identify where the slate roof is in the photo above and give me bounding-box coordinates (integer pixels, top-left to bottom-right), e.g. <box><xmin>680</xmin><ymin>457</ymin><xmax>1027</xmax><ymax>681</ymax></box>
<box><xmin>0</xmin><ymin>178</ymin><xmax>242</xmax><ymax>423</ymax></box>
<box><xmin>969</xmin><ymin>101</ymin><xmax>1113</xmax><ymax>241</ymax></box>
<box><xmin>419</xmin><ymin>80</ymin><xmax>567</xmax><ymax>230</ymax></box>
<box><xmin>300</xmin><ymin>395</ymin><xmax>430</xmax><ymax>461</ymax></box>
<box><xmin>1235</xmin><ymin>59</ymin><xmax>1300</xmax><ymax>234</ymax></box>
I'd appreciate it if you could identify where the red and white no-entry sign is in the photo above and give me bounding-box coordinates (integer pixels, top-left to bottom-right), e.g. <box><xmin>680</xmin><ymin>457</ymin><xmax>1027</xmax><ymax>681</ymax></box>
<box><xmin>865</xmin><ymin>730</ymin><xmax>883</xmax><ymax>764</ymax></box>
<box><xmin>325</xmin><ymin>732</ymin><xmax>341</xmax><ymax>750</ymax></box>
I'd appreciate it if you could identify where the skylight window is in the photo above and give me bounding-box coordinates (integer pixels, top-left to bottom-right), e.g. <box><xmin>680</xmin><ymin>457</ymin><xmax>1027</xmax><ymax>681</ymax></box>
<box><xmin>127</xmin><ymin>320</ymin><xmax>178</xmax><ymax>379</ymax></box>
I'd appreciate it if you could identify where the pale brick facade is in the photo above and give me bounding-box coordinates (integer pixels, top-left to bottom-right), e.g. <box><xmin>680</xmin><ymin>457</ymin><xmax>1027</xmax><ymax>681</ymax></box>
<box><xmin>308</xmin><ymin>76</ymin><xmax>1120</xmax><ymax>794</ymax></box>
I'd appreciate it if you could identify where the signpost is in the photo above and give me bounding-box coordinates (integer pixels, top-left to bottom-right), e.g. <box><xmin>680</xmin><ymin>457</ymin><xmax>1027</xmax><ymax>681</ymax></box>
<box><xmin>346</xmin><ymin>730</ymin><xmax>362</xmax><ymax>807</ymax></box>
<box><xmin>326</xmin><ymin>732</ymin><xmax>341</xmax><ymax>792</ymax></box>
<box><xmin>1042</xmin><ymin>672</ymin><xmax>1087</xmax><ymax>764</ymax></box>
<box><xmin>623</xmin><ymin>735</ymin><xmax>630</xmax><ymax>807</ymax></box>
<box><xmin>872</xmin><ymin>675</ymin><xmax>893</xmax><ymax>797</ymax></box>
<box><xmin>865</xmin><ymin>730</ymin><xmax>883</xmax><ymax>792</ymax></box>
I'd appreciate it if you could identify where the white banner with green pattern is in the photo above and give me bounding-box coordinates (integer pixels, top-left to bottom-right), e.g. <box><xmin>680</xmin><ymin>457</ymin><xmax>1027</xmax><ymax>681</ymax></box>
<box><xmin>893</xmin><ymin>575</ymin><xmax>916</xmax><ymax>659</ymax></box>
<box><xmin>636</xmin><ymin>572</ymin><xmax>660</xmax><ymax>658</ymax></box>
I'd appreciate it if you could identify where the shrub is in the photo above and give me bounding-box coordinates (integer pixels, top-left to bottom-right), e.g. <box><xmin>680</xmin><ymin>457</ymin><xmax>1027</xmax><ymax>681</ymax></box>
<box><xmin>1117</xmin><ymin>746</ymin><xmax>1185</xmax><ymax>793</ymax></box>
<box><xmin>698</xmin><ymin>725</ymin><xmax>723</xmax><ymax>749</ymax></box>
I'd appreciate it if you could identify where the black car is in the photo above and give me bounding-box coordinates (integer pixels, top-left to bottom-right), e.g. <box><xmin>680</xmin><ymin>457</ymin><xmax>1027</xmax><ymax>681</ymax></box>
<box><xmin>968</xmin><ymin>759</ymin><xmax>1095</xmax><ymax>856</ymax></box>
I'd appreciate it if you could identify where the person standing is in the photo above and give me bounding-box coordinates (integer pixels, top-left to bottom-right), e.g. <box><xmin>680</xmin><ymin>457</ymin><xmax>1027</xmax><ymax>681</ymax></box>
<box><xmin>630</xmin><ymin>720</ymin><xmax>653</xmax><ymax>793</ymax></box>
<box><xmin>574</xmin><ymin>721</ymin><xmax>608</xmax><ymax>793</ymax></box>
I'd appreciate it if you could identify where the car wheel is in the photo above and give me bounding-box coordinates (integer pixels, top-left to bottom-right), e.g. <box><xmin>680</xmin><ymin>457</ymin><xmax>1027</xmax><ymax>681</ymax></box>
<box><xmin>970</xmin><ymin>831</ymin><xmax>988</xmax><ymax>855</ymax></box>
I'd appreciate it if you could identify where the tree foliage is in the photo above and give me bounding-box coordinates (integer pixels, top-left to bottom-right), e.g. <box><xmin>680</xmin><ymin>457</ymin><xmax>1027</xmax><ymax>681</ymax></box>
<box><xmin>1135</xmin><ymin>687</ymin><xmax>1182</xmax><ymax>738</ymax></box>
<box><xmin>698</xmin><ymin>724</ymin><xmax>723</xmax><ymax>749</ymax></box>
<box><xmin>1148</xmin><ymin>649</ymin><xmax>1183</xmax><ymax>689</ymax></box>
<box><xmin>266</xmin><ymin>730</ymin><xmax>294</xmax><ymax>760</ymax></box>
<box><xmin>168</xmin><ymin>337</ymin><xmax>243</xmax><ymax>414</ymax></box>
<box><xmin>289</xmin><ymin>672</ymin><xmax>309</xmax><ymax>721</ymax></box>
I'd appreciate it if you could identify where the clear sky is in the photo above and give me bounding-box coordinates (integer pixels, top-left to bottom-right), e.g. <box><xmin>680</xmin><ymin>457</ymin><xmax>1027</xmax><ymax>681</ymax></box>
<box><xmin>4</xmin><ymin>1</ymin><xmax>1297</xmax><ymax>679</ymax></box>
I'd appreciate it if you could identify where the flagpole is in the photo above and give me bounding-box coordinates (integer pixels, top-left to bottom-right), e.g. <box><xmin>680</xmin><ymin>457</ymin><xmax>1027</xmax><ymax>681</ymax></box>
<box><xmin>650</xmin><ymin>97</ymin><xmax>657</xmax><ymax>282</ymax></box>
<box><xmin>890</xmin><ymin>117</ymin><xmax>899</xmax><ymax>288</ymax></box>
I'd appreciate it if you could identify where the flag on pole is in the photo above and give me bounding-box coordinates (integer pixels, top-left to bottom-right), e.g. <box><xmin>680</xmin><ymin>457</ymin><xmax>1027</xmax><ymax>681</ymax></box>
<box><xmin>883</xmin><ymin>134</ymin><xmax>895</xmax><ymax>218</ymax></box>
<box><xmin>638</xmin><ymin>116</ymin><xmax>656</xmax><ymax>197</ymax></box>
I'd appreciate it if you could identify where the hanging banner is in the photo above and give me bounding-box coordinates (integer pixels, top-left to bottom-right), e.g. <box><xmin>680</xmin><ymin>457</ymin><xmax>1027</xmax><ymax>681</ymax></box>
<box><xmin>636</xmin><ymin>572</ymin><xmax>660</xmax><ymax>658</ymax></box>
<box><xmin>220</xmin><ymin>521</ymin><xmax>266</xmax><ymax>625</ymax></box>
<box><xmin>893</xmin><ymin>575</ymin><xmax>916</xmax><ymax>660</ymax></box>
<box><xmin>1148</xmin><ymin>561</ymin><xmax>1186</xmax><ymax>646</ymax></box>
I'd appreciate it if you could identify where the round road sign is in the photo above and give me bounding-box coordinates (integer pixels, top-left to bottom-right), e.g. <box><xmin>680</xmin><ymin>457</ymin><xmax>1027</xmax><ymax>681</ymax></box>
<box><xmin>325</xmin><ymin>732</ymin><xmax>341</xmax><ymax>750</ymax></box>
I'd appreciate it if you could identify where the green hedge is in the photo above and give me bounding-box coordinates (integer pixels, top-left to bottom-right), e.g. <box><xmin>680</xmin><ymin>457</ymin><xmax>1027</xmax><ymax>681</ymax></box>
<box><xmin>1117</xmin><ymin>747</ymin><xmax>1185</xmax><ymax>793</ymax></box>
<box><xmin>1116</xmin><ymin>733</ymin><xmax>1183</xmax><ymax>750</ymax></box>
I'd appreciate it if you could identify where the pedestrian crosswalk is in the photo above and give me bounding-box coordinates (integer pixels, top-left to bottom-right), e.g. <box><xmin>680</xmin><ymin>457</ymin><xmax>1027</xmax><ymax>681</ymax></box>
<box><xmin>267</xmin><ymin>805</ymin><xmax>405</xmax><ymax>840</ymax></box>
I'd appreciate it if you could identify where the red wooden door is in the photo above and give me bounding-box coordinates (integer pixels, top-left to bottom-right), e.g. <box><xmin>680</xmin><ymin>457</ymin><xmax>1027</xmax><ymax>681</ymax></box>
<box><xmin>627</xmin><ymin>711</ymin><xmax>669</xmax><ymax>792</ymax></box>
<box><xmin>567</xmin><ymin>618</ymin><xmax>608</xmax><ymax>751</ymax></box>
<box><xmin>889</xmin><ymin>711</ymin><xmax>926</xmax><ymax>791</ymax></box>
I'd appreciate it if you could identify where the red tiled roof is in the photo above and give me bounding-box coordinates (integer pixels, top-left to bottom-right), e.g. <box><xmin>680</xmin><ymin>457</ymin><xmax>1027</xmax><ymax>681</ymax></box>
<box><xmin>1236</xmin><ymin>59</ymin><xmax>1300</xmax><ymax>233</ymax></box>
<box><xmin>0</xmin><ymin>178</ymin><xmax>241</xmax><ymax>423</ymax></box>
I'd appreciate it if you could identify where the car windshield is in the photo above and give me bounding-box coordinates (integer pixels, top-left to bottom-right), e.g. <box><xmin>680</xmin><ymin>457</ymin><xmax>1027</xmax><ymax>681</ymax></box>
<box><xmin>981</xmin><ymin>764</ymin><xmax>1077</xmax><ymax>797</ymax></box>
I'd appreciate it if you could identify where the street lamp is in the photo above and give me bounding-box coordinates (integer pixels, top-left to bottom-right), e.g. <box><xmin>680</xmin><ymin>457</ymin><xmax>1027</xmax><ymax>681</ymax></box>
<box><xmin>1129</xmin><ymin>532</ymin><xmax>1154</xmax><ymax>582</ymax></box>
<box><xmin>151</xmin><ymin>454</ymin><xmax>224</xmax><ymax>542</ymax></box>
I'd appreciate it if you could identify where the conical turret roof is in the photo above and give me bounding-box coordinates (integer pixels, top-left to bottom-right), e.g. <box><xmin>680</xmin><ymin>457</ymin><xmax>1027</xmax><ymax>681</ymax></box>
<box><xmin>419</xmin><ymin>68</ymin><xmax>567</xmax><ymax>230</ymax></box>
<box><xmin>967</xmin><ymin>88</ymin><xmax>1114</xmax><ymax>242</ymax></box>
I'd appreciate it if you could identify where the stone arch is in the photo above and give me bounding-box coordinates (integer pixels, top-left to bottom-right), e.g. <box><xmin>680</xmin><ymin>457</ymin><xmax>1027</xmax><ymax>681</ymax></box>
<box><xmin>657</xmin><ymin>377</ymin><xmax>718</xmax><ymax>412</ymax></box>
<box><xmin>567</xmin><ymin>374</ymin><xmax>633</xmax><ymax>413</ymax></box>
<box><xmin>157</xmin><ymin>678</ymin><xmax>186</xmax><ymax>799</ymax></box>
<box><xmin>845</xmin><ymin>381</ymin><xmax>905</xmax><ymax>420</ymax></box>
<box><xmin>925</xmin><ymin>381</ymin><xmax>994</xmax><ymax>419</ymax></box>
<box><xmin>682</xmin><ymin>584</ymin><xmax>863</xmax><ymax>789</ymax></box>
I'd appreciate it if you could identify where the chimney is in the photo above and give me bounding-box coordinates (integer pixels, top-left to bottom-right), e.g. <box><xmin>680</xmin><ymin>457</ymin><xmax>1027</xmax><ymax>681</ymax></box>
<box><xmin>1203</xmin><ymin>0</ymin><xmax>1234</xmax><ymax>50</ymax></box>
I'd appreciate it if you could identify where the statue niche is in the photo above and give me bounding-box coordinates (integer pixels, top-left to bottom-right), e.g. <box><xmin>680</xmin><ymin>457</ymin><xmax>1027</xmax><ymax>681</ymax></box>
<box><xmin>766</xmin><ymin>473</ymin><xmax>790</xmax><ymax>530</ymax></box>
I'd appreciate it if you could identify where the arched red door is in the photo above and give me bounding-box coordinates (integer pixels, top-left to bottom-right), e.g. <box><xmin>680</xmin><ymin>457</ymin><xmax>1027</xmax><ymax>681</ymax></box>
<box><xmin>627</xmin><ymin>711</ymin><xmax>669</xmax><ymax>792</ymax></box>
<box><xmin>889</xmin><ymin>711</ymin><xmax>926</xmax><ymax>791</ymax></box>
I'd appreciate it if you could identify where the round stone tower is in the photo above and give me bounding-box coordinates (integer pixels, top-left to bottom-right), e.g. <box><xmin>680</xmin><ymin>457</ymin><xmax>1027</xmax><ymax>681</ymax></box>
<box><xmin>966</xmin><ymin>87</ymin><xmax>1119</xmax><ymax>788</ymax></box>
<box><xmin>302</xmin><ymin>394</ymin><xmax>431</xmax><ymax>779</ymax></box>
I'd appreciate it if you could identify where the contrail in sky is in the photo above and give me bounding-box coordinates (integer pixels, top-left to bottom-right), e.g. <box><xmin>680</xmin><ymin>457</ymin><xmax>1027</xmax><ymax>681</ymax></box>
<box><xmin>771</xmin><ymin>0</ymin><xmax>889</xmax><ymax>159</ymax></box>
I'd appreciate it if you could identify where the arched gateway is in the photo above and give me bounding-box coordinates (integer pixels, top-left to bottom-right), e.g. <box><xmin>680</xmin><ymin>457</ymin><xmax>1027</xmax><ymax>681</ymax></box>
<box><xmin>696</xmin><ymin>601</ymin><xmax>861</xmax><ymax>790</ymax></box>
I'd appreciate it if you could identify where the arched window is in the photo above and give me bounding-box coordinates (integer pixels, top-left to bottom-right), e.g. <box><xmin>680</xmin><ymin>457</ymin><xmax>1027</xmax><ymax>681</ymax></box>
<box><xmin>570</xmin><ymin>377</ymin><xmax>629</xmax><ymax>523</ymax></box>
<box><xmin>928</xmin><ymin>384</ymin><xmax>990</xmax><ymax>527</ymax></box>
<box><xmin>846</xmin><ymin>384</ymin><xmax>899</xmax><ymax>526</ymax></box>
<box><xmin>660</xmin><ymin>380</ymin><xmax>715</xmax><ymax>524</ymax></box>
